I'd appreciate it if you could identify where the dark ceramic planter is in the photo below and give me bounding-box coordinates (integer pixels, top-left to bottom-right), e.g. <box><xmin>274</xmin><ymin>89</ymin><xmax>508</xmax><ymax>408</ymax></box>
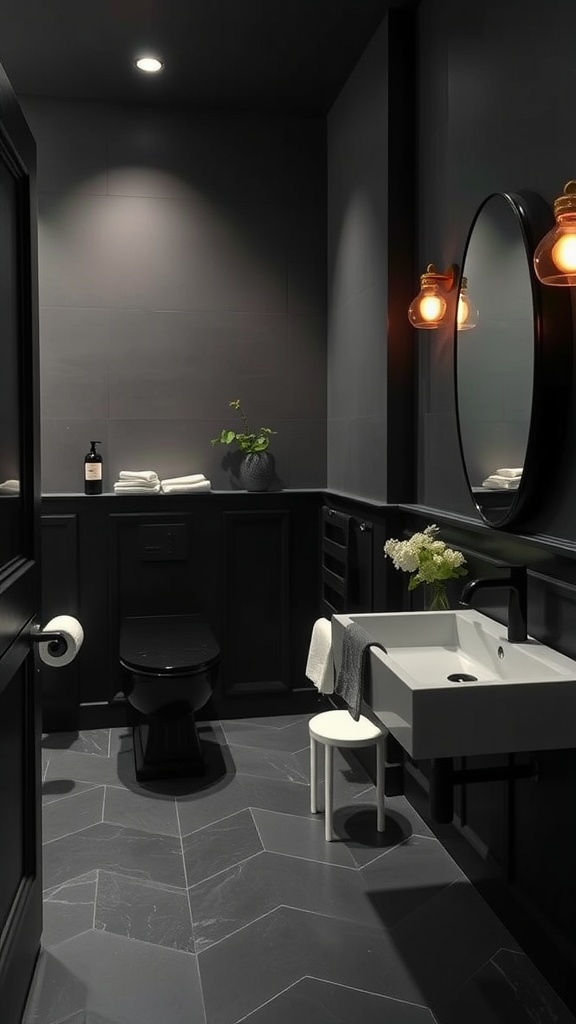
<box><xmin>238</xmin><ymin>451</ymin><xmax>275</xmax><ymax>491</ymax></box>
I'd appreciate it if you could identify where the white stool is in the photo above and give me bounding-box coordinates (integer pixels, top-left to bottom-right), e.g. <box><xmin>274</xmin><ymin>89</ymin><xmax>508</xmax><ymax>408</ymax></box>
<box><xmin>309</xmin><ymin>709</ymin><xmax>386</xmax><ymax>842</ymax></box>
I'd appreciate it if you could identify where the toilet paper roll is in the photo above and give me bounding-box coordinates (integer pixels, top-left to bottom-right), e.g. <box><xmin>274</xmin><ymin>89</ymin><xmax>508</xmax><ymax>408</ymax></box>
<box><xmin>37</xmin><ymin>615</ymin><xmax>84</xmax><ymax>667</ymax></box>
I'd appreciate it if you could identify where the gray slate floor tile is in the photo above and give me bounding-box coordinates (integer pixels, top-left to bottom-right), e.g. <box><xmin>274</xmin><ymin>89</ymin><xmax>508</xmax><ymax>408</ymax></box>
<box><xmin>240</xmin><ymin>714</ymin><xmax>314</xmax><ymax>729</ymax></box>
<box><xmin>227</xmin><ymin>742</ymin><xmax>310</xmax><ymax>784</ymax></box>
<box><xmin>108</xmin><ymin>727</ymin><xmax>133</xmax><ymax>758</ymax></box>
<box><xmin>23</xmin><ymin>930</ymin><xmax>204</xmax><ymax>1024</ymax></box>
<box><xmin>359</xmin><ymin>834</ymin><xmax>466</xmax><ymax>928</ymax></box>
<box><xmin>43</xmin><ymin>878</ymin><xmax>97</xmax><ymax>948</ymax></box>
<box><xmin>251</xmin><ymin>807</ymin><xmax>358</xmax><ymax>867</ymax></box>
<box><xmin>183</xmin><ymin>808</ymin><xmax>263</xmax><ymax>887</ymax></box>
<box><xmin>197</xmin><ymin>905</ymin><xmax>426</xmax><ymax>1024</ymax></box>
<box><xmin>390</xmin><ymin>879</ymin><xmax>523</xmax><ymax>1011</ymax></box>
<box><xmin>103</xmin><ymin>785</ymin><xmax>179</xmax><ymax>837</ymax></box>
<box><xmin>177</xmin><ymin>773</ymin><xmax>315</xmax><ymax>837</ymax></box>
<box><xmin>220</xmin><ymin>717</ymin><xmax>313</xmax><ymax>752</ymax></box>
<box><xmin>43</xmin><ymin>787</ymin><xmax>105</xmax><ymax>844</ymax></box>
<box><xmin>43</xmin><ymin>780</ymin><xmax>102</xmax><ymax>806</ymax></box>
<box><xmin>42</xmin><ymin>730</ymin><xmax>110</xmax><ymax>757</ymax></box>
<box><xmin>352</xmin><ymin>790</ymin><xmax>436</xmax><ymax>839</ymax></box>
<box><xmin>434</xmin><ymin>948</ymin><xmax>576</xmax><ymax>1024</ymax></box>
<box><xmin>188</xmin><ymin>848</ymin><xmax>376</xmax><ymax>951</ymax></box>
<box><xmin>95</xmin><ymin>870</ymin><xmax>194</xmax><ymax>952</ymax></box>
<box><xmin>241</xmin><ymin>976</ymin><xmax>436</xmax><ymax>1023</ymax></box>
<box><xmin>35</xmin><ymin>721</ymin><xmax>576</xmax><ymax>1024</ymax></box>
<box><xmin>42</xmin><ymin>821</ymin><xmax>187</xmax><ymax>891</ymax></box>
<box><xmin>44</xmin><ymin>748</ymin><xmax>137</xmax><ymax>789</ymax></box>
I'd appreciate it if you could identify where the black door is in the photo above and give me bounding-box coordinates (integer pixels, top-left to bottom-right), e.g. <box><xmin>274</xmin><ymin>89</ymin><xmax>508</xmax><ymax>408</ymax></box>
<box><xmin>0</xmin><ymin>62</ymin><xmax>42</xmax><ymax>1024</ymax></box>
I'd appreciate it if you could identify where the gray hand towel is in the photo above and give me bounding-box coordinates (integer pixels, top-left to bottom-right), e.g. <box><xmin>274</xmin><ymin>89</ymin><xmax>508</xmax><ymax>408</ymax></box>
<box><xmin>335</xmin><ymin>622</ymin><xmax>386</xmax><ymax>721</ymax></box>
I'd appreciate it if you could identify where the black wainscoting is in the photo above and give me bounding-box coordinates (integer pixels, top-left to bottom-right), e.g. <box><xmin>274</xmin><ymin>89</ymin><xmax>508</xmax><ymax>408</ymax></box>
<box><xmin>40</xmin><ymin>491</ymin><xmax>323</xmax><ymax>728</ymax></box>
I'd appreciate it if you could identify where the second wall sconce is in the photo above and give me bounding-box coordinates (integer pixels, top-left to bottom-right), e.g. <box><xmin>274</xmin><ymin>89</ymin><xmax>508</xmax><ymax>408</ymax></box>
<box><xmin>534</xmin><ymin>180</ymin><xmax>576</xmax><ymax>285</ymax></box>
<box><xmin>407</xmin><ymin>263</ymin><xmax>458</xmax><ymax>329</ymax></box>
<box><xmin>456</xmin><ymin>276</ymin><xmax>478</xmax><ymax>331</ymax></box>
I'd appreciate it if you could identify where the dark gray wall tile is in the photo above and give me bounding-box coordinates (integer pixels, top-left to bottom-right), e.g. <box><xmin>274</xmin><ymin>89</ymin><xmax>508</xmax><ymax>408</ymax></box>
<box><xmin>39</xmin><ymin>308</ymin><xmax>111</xmax><ymax>421</ymax></box>
<box><xmin>41</xmin><ymin>419</ymin><xmax>110</xmax><ymax>493</ymax></box>
<box><xmin>29</xmin><ymin>98</ymin><xmax>326</xmax><ymax>492</ymax></box>
<box><xmin>326</xmin><ymin>19</ymin><xmax>390</xmax><ymax>501</ymax></box>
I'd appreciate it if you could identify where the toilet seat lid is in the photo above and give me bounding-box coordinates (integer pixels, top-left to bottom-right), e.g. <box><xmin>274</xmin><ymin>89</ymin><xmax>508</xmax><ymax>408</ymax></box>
<box><xmin>120</xmin><ymin>614</ymin><xmax>220</xmax><ymax>674</ymax></box>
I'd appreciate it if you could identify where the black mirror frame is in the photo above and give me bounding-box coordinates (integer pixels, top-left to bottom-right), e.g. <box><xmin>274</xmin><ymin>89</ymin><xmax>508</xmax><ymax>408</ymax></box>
<box><xmin>454</xmin><ymin>190</ymin><xmax>573</xmax><ymax>530</ymax></box>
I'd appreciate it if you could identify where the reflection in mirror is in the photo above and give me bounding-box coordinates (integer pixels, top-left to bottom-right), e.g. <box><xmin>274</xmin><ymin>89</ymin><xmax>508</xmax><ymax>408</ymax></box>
<box><xmin>455</xmin><ymin>191</ymin><xmax>572</xmax><ymax>529</ymax></box>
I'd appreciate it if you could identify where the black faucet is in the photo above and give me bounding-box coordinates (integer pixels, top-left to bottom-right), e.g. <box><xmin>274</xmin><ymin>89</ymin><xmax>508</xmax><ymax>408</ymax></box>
<box><xmin>459</xmin><ymin>565</ymin><xmax>528</xmax><ymax>643</ymax></box>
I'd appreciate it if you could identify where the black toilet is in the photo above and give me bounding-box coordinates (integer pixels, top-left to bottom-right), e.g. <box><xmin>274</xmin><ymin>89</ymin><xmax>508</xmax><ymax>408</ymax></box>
<box><xmin>119</xmin><ymin>613</ymin><xmax>220</xmax><ymax>781</ymax></box>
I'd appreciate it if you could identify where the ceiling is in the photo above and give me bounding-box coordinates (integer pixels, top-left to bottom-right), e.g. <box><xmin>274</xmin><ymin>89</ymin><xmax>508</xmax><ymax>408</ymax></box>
<box><xmin>0</xmin><ymin>0</ymin><xmax>407</xmax><ymax>113</ymax></box>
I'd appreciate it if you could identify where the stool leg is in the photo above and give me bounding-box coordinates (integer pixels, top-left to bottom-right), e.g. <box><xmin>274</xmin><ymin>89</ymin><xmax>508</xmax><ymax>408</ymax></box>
<box><xmin>324</xmin><ymin>744</ymin><xmax>334</xmax><ymax>841</ymax></box>
<box><xmin>310</xmin><ymin>736</ymin><xmax>318</xmax><ymax>813</ymax></box>
<box><xmin>376</xmin><ymin>735</ymin><xmax>385</xmax><ymax>832</ymax></box>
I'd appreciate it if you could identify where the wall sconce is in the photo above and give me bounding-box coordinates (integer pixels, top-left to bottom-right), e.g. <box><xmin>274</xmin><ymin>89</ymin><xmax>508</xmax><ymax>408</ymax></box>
<box><xmin>456</xmin><ymin>277</ymin><xmax>478</xmax><ymax>331</ymax></box>
<box><xmin>407</xmin><ymin>264</ymin><xmax>457</xmax><ymax>329</ymax></box>
<box><xmin>534</xmin><ymin>180</ymin><xmax>576</xmax><ymax>285</ymax></box>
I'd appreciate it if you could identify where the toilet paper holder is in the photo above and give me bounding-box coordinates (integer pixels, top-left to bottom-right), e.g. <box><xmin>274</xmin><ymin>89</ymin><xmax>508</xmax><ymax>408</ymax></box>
<box><xmin>30</xmin><ymin>623</ymin><xmax>68</xmax><ymax>658</ymax></box>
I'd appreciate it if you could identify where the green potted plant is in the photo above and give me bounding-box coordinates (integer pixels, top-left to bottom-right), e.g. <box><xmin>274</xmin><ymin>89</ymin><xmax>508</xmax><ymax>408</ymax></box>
<box><xmin>211</xmin><ymin>399</ymin><xmax>277</xmax><ymax>491</ymax></box>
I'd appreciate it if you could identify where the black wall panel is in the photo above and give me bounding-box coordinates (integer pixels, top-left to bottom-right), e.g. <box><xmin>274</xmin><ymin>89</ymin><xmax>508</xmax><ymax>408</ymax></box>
<box><xmin>222</xmin><ymin>509</ymin><xmax>289</xmax><ymax>696</ymax></box>
<box><xmin>40</xmin><ymin>491</ymin><xmax>321</xmax><ymax>725</ymax></box>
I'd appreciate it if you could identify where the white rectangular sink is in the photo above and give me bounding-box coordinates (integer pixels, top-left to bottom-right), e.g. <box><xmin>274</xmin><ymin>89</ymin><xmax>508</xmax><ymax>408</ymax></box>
<box><xmin>331</xmin><ymin>609</ymin><xmax>576</xmax><ymax>759</ymax></box>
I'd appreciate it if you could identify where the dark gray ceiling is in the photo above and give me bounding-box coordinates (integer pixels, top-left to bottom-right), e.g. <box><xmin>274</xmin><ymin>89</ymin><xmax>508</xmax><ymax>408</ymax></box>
<box><xmin>0</xmin><ymin>0</ymin><xmax>404</xmax><ymax>112</ymax></box>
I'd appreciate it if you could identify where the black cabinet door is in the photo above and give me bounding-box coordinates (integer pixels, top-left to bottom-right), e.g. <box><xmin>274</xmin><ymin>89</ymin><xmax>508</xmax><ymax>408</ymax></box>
<box><xmin>0</xmin><ymin>62</ymin><xmax>42</xmax><ymax>1023</ymax></box>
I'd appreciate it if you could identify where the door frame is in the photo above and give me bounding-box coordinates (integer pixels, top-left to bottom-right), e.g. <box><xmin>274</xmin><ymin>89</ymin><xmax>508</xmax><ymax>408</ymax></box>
<box><xmin>0</xmin><ymin>58</ymin><xmax>42</xmax><ymax>1023</ymax></box>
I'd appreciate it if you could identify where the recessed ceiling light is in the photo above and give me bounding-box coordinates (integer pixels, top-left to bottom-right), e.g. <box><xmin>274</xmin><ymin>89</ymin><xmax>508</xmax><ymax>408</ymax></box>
<box><xmin>134</xmin><ymin>56</ymin><xmax>164</xmax><ymax>73</ymax></box>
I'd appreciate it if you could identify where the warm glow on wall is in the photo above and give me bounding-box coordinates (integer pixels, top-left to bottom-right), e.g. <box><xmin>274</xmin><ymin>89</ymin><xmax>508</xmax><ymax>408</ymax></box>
<box><xmin>408</xmin><ymin>264</ymin><xmax>457</xmax><ymax>329</ymax></box>
<box><xmin>534</xmin><ymin>180</ymin><xmax>576</xmax><ymax>285</ymax></box>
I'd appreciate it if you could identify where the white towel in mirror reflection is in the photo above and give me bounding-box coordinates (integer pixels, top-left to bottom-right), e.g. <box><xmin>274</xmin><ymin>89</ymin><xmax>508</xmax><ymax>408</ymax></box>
<box><xmin>0</xmin><ymin>479</ymin><xmax>20</xmax><ymax>494</ymax></box>
<box><xmin>481</xmin><ymin>472</ymin><xmax>521</xmax><ymax>489</ymax></box>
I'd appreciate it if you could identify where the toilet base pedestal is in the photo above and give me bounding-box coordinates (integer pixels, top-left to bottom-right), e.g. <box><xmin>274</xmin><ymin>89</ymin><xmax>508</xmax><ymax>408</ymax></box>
<box><xmin>133</xmin><ymin>715</ymin><xmax>205</xmax><ymax>781</ymax></box>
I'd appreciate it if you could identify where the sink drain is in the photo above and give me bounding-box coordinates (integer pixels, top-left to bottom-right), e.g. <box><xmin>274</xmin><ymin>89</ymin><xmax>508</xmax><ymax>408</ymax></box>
<box><xmin>447</xmin><ymin>673</ymin><xmax>478</xmax><ymax>682</ymax></box>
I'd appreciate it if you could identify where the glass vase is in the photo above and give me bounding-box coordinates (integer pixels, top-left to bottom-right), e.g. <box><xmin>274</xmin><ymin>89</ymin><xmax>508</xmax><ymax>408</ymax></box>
<box><xmin>423</xmin><ymin>582</ymin><xmax>450</xmax><ymax>611</ymax></box>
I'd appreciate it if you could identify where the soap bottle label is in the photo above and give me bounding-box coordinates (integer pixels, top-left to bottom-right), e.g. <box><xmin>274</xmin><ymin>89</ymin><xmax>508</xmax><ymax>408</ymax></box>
<box><xmin>85</xmin><ymin>464</ymin><xmax>102</xmax><ymax>480</ymax></box>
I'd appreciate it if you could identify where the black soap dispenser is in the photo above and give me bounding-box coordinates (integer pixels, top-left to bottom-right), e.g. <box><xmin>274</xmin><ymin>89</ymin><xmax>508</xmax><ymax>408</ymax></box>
<box><xmin>84</xmin><ymin>441</ymin><xmax>103</xmax><ymax>495</ymax></box>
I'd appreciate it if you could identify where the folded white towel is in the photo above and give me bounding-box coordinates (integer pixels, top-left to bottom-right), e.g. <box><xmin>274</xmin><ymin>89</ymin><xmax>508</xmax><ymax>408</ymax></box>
<box><xmin>482</xmin><ymin>475</ymin><xmax>520</xmax><ymax>490</ymax></box>
<box><xmin>305</xmin><ymin>617</ymin><xmax>334</xmax><ymax>693</ymax></box>
<box><xmin>0</xmin><ymin>479</ymin><xmax>20</xmax><ymax>493</ymax></box>
<box><xmin>114</xmin><ymin>478</ymin><xmax>159</xmax><ymax>490</ymax></box>
<box><xmin>119</xmin><ymin>470</ymin><xmax>159</xmax><ymax>483</ymax></box>
<box><xmin>494</xmin><ymin>468</ymin><xmax>523</xmax><ymax>478</ymax></box>
<box><xmin>160</xmin><ymin>474</ymin><xmax>206</xmax><ymax>487</ymax></box>
<box><xmin>161</xmin><ymin>480</ymin><xmax>211</xmax><ymax>494</ymax></box>
<box><xmin>114</xmin><ymin>482</ymin><xmax>161</xmax><ymax>494</ymax></box>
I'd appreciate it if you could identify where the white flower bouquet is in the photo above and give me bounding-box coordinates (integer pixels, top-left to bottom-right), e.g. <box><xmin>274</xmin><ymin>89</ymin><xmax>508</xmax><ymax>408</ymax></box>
<box><xmin>383</xmin><ymin>524</ymin><xmax>467</xmax><ymax>609</ymax></box>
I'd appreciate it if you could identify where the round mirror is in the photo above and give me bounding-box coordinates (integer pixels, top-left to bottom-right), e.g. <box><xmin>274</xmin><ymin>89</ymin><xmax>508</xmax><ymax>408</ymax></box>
<box><xmin>455</xmin><ymin>191</ymin><xmax>572</xmax><ymax>529</ymax></box>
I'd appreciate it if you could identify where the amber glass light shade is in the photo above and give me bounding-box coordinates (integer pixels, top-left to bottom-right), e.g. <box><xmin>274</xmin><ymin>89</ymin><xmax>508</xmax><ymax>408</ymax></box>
<box><xmin>407</xmin><ymin>264</ymin><xmax>455</xmax><ymax>329</ymax></box>
<box><xmin>456</xmin><ymin>278</ymin><xmax>478</xmax><ymax>331</ymax></box>
<box><xmin>534</xmin><ymin>181</ymin><xmax>576</xmax><ymax>285</ymax></box>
